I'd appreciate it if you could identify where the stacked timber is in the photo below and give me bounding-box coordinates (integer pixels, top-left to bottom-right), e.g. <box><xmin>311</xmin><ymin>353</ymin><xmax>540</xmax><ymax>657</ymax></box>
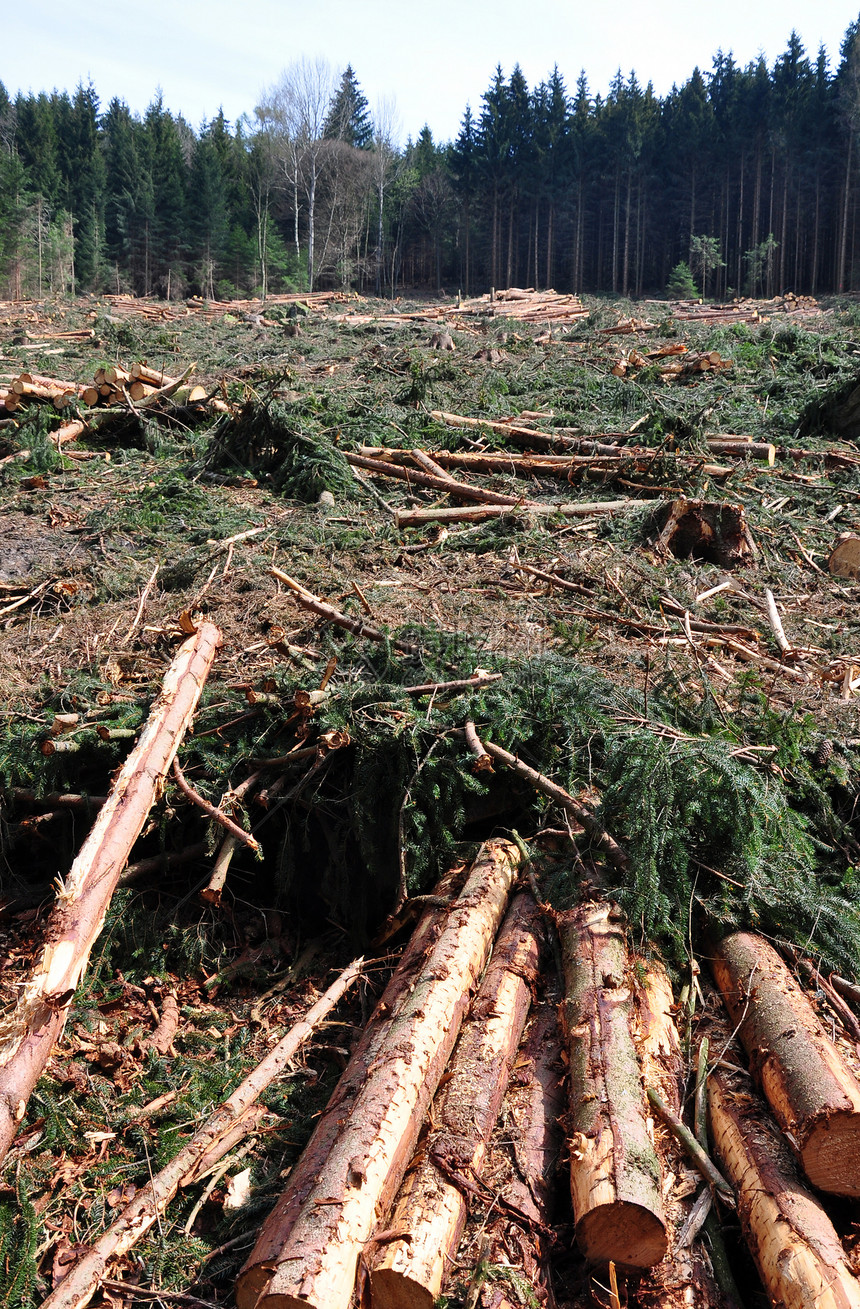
<box><xmin>371</xmin><ymin>892</ymin><xmax>544</xmax><ymax>1308</ymax></box>
<box><xmin>710</xmin><ymin>931</ymin><xmax>860</xmax><ymax>1197</ymax></box>
<box><xmin>236</xmin><ymin>839</ymin><xmax>521</xmax><ymax>1309</ymax></box>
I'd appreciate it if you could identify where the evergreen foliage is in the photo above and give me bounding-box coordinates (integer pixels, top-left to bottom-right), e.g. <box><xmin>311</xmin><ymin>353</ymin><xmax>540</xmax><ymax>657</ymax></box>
<box><xmin>5</xmin><ymin>21</ymin><xmax>860</xmax><ymax>296</ymax></box>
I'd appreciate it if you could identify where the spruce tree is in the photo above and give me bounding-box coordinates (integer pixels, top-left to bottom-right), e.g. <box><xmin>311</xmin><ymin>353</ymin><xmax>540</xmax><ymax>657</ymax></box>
<box><xmin>324</xmin><ymin>65</ymin><xmax>372</xmax><ymax>149</ymax></box>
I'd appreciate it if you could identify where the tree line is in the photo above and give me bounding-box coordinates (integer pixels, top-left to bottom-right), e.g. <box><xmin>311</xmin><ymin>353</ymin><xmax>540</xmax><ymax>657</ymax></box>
<box><xmin>2</xmin><ymin>19</ymin><xmax>860</xmax><ymax>303</ymax></box>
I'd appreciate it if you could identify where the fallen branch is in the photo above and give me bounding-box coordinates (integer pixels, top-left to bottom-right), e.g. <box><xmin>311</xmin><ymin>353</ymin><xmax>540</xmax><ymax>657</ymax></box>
<box><xmin>645</xmin><ymin>1086</ymin><xmax>734</xmax><ymax>1203</ymax></box>
<box><xmin>269</xmin><ymin>566</ymin><xmax>420</xmax><ymax>656</ymax></box>
<box><xmin>395</xmin><ymin>498</ymin><xmax>657</xmax><ymax>529</ymax></box>
<box><xmin>343</xmin><ymin>451</ymin><xmax>533</xmax><ymax>508</ymax></box>
<box><xmin>170</xmin><ymin>757</ymin><xmax>260</xmax><ymax>855</ymax></box>
<box><xmin>38</xmin><ymin>957</ymin><xmax>364</xmax><ymax>1309</ymax></box>
<box><xmin>480</xmin><ymin>738</ymin><xmax>628</xmax><ymax>872</ymax></box>
<box><xmin>0</xmin><ymin>623</ymin><xmax>221</xmax><ymax>1166</ymax></box>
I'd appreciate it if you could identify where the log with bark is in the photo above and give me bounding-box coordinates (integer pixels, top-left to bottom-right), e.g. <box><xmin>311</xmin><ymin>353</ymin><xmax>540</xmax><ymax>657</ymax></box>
<box><xmin>38</xmin><ymin>957</ymin><xmax>364</xmax><ymax>1309</ymax></box>
<box><xmin>709</xmin><ymin>1065</ymin><xmax>860</xmax><ymax>1309</ymax></box>
<box><xmin>710</xmin><ymin>931</ymin><xmax>860</xmax><ymax>1196</ymax></box>
<box><xmin>0</xmin><ymin>622</ymin><xmax>221</xmax><ymax>1166</ymax></box>
<box><xmin>236</xmin><ymin>839</ymin><xmax>521</xmax><ymax>1309</ymax></box>
<box><xmin>370</xmin><ymin>892</ymin><xmax>544</xmax><ymax>1309</ymax></box>
<box><xmin>559</xmin><ymin>900</ymin><xmax>668</xmax><ymax>1269</ymax></box>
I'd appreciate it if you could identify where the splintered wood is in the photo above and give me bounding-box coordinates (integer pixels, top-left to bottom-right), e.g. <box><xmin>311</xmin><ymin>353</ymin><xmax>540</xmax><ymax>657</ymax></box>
<box><xmin>0</xmin><ymin>622</ymin><xmax>221</xmax><ymax>1166</ymax></box>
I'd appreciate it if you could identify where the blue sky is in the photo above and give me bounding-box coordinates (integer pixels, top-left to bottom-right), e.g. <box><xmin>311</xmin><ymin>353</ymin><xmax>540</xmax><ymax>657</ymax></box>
<box><xmin>4</xmin><ymin>0</ymin><xmax>858</xmax><ymax>144</ymax></box>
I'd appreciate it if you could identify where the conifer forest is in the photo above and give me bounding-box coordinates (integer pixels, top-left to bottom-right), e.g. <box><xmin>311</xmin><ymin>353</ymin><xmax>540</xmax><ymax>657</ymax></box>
<box><xmin>4</xmin><ymin>18</ymin><xmax>860</xmax><ymax>301</ymax></box>
<box><xmin>4</xmin><ymin>18</ymin><xmax>860</xmax><ymax>1309</ymax></box>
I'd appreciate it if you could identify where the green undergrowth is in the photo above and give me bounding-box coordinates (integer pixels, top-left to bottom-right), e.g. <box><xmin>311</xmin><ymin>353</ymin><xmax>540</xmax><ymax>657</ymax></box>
<box><xmin>4</xmin><ymin>638</ymin><xmax>857</xmax><ymax>976</ymax></box>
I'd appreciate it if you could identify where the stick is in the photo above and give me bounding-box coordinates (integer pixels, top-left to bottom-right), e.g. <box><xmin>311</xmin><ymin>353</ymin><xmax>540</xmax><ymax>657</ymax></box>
<box><xmin>645</xmin><ymin>1086</ymin><xmax>734</xmax><ymax>1203</ymax></box>
<box><xmin>764</xmin><ymin>588</ymin><xmax>793</xmax><ymax>656</ymax></box>
<box><xmin>269</xmin><ymin>567</ymin><xmax>420</xmax><ymax>656</ymax></box>
<box><xmin>480</xmin><ymin>739</ymin><xmax>628</xmax><ymax>872</ymax></box>
<box><xmin>38</xmin><ymin>958</ymin><xmax>364</xmax><ymax>1309</ymax></box>
<box><xmin>170</xmin><ymin>758</ymin><xmax>260</xmax><ymax>855</ymax></box>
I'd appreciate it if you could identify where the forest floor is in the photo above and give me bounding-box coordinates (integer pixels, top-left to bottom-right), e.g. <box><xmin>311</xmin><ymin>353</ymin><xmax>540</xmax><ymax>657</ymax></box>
<box><xmin>1</xmin><ymin>287</ymin><xmax>859</xmax><ymax>1308</ymax></box>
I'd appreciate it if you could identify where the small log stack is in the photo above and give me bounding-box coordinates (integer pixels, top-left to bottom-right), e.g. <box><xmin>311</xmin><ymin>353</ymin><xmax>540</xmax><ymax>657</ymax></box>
<box><xmin>236</xmin><ymin>839</ymin><xmax>521</xmax><ymax>1309</ymax></box>
<box><xmin>710</xmin><ymin>931</ymin><xmax>860</xmax><ymax>1197</ymax></box>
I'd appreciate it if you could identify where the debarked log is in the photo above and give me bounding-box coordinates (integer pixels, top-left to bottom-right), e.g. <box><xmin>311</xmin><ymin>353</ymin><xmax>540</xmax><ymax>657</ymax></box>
<box><xmin>371</xmin><ymin>892</ymin><xmax>544</xmax><ymax>1309</ymax></box>
<box><xmin>236</xmin><ymin>839</ymin><xmax>521</xmax><ymax>1309</ymax></box>
<box><xmin>559</xmin><ymin>900</ymin><xmax>668</xmax><ymax>1269</ymax></box>
<box><xmin>710</xmin><ymin>931</ymin><xmax>860</xmax><ymax>1196</ymax></box>
<box><xmin>709</xmin><ymin>1068</ymin><xmax>860</xmax><ymax>1309</ymax></box>
<box><xmin>0</xmin><ymin>622</ymin><xmax>221</xmax><ymax>1166</ymax></box>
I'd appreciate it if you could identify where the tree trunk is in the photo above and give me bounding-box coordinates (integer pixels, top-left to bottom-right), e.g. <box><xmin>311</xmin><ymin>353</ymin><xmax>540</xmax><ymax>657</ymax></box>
<box><xmin>710</xmin><ymin>932</ymin><xmax>860</xmax><ymax>1196</ymax></box>
<box><xmin>0</xmin><ymin>623</ymin><xmax>221</xmax><ymax>1166</ymax></box>
<box><xmin>559</xmin><ymin>900</ymin><xmax>668</xmax><ymax>1269</ymax></box>
<box><xmin>709</xmin><ymin>1067</ymin><xmax>860</xmax><ymax>1309</ymax></box>
<box><xmin>371</xmin><ymin>893</ymin><xmax>543</xmax><ymax>1309</ymax></box>
<box><xmin>236</xmin><ymin>839</ymin><xmax>521</xmax><ymax>1309</ymax></box>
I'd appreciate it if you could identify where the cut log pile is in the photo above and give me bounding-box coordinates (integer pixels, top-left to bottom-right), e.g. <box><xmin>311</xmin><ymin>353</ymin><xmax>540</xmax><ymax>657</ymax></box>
<box><xmin>0</xmin><ymin>360</ymin><xmax>209</xmax><ymax>417</ymax></box>
<box><xmin>7</xmin><ymin>694</ymin><xmax>860</xmax><ymax>1309</ymax></box>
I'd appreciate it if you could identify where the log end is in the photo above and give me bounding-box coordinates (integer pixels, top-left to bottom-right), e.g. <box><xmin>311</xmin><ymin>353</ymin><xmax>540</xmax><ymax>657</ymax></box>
<box><xmin>801</xmin><ymin>1112</ymin><xmax>860</xmax><ymax>1196</ymax></box>
<box><xmin>370</xmin><ymin>1267</ymin><xmax>436</xmax><ymax>1309</ymax></box>
<box><xmin>576</xmin><ymin>1202</ymin><xmax>668</xmax><ymax>1269</ymax></box>
<box><xmin>234</xmin><ymin>1264</ymin><xmax>271</xmax><ymax>1309</ymax></box>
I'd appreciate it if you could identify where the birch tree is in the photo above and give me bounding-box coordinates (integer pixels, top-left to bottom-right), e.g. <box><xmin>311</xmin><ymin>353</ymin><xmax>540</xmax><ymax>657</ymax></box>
<box><xmin>256</xmin><ymin>57</ymin><xmax>337</xmax><ymax>291</ymax></box>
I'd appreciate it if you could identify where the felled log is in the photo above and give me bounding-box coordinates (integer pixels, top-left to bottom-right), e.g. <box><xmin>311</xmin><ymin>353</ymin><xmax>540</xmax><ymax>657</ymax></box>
<box><xmin>0</xmin><ymin>622</ymin><xmax>221</xmax><ymax>1166</ymax></box>
<box><xmin>343</xmin><ymin>451</ymin><xmax>533</xmax><ymax>507</ymax></box>
<box><xmin>633</xmin><ymin>968</ymin><xmax>727</xmax><ymax>1309</ymax></box>
<box><xmin>38</xmin><ymin>957</ymin><xmax>363</xmax><ymax>1309</ymax></box>
<box><xmin>709</xmin><ymin>1067</ymin><xmax>860</xmax><ymax>1309</ymax></box>
<box><xmin>395</xmin><ymin>498</ymin><xmax>658</xmax><ymax>529</ymax></box>
<box><xmin>559</xmin><ymin>900</ymin><xmax>667</xmax><ymax>1269</ymax></box>
<box><xmin>654</xmin><ymin>498</ymin><xmax>757</xmax><ymax>568</ymax></box>
<box><xmin>710</xmin><ymin>932</ymin><xmax>860</xmax><ymax>1196</ymax></box>
<box><xmin>829</xmin><ymin>534</ymin><xmax>860</xmax><ymax>580</ymax></box>
<box><xmin>236</xmin><ymin>839</ymin><xmax>521</xmax><ymax>1309</ymax></box>
<box><xmin>371</xmin><ymin>893</ymin><xmax>543</xmax><ymax>1309</ymax></box>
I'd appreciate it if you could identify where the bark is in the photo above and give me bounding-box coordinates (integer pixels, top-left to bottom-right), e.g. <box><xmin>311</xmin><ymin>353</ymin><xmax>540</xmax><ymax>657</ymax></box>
<box><xmin>559</xmin><ymin>901</ymin><xmax>667</xmax><ymax>1269</ymax></box>
<box><xmin>38</xmin><ymin>957</ymin><xmax>364</xmax><ymax>1309</ymax></box>
<box><xmin>371</xmin><ymin>893</ymin><xmax>543</xmax><ymax>1309</ymax></box>
<box><xmin>709</xmin><ymin>1069</ymin><xmax>860</xmax><ymax>1309</ymax></box>
<box><xmin>710</xmin><ymin>932</ymin><xmax>860</xmax><ymax>1196</ymax></box>
<box><xmin>236</xmin><ymin>841</ymin><xmax>520</xmax><ymax>1309</ymax></box>
<box><xmin>0</xmin><ymin>622</ymin><xmax>221</xmax><ymax>1166</ymax></box>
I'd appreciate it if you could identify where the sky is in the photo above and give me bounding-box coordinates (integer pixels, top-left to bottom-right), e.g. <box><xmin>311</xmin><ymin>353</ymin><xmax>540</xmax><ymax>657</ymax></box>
<box><xmin>4</xmin><ymin>0</ymin><xmax>860</xmax><ymax>145</ymax></box>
